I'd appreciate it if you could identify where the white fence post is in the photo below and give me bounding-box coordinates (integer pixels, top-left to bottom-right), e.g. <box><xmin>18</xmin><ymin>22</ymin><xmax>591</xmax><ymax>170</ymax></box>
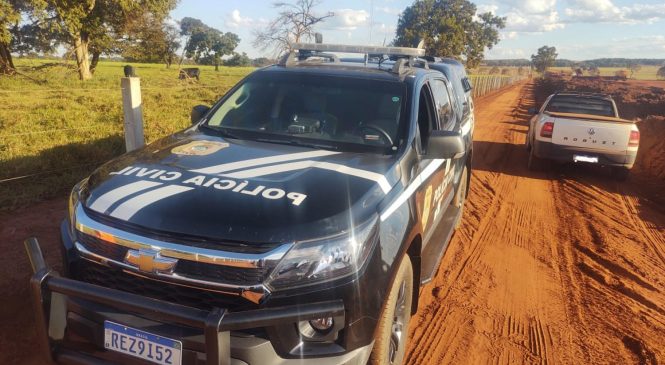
<box><xmin>121</xmin><ymin>77</ymin><xmax>145</xmax><ymax>152</ymax></box>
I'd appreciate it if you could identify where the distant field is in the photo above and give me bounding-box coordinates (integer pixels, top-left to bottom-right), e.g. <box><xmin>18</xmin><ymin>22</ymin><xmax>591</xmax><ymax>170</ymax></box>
<box><xmin>0</xmin><ymin>59</ymin><xmax>253</xmax><ymax>209</ymax></box>
<box><xmin>549</xmin><ymin>65</ymin><xmax>661</xmax><ymax>80</ymax></box>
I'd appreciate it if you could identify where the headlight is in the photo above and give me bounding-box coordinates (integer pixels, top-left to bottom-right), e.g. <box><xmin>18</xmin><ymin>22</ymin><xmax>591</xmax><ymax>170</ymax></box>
<box><xmin>265</xmin><ymin>217</ymin><xmax>379</xmax><ymax>291</ymax></box>
<box><xmin>68</xmin><ymin>178</ymin><xmax>88</xmax><ymax>232</ymax></box>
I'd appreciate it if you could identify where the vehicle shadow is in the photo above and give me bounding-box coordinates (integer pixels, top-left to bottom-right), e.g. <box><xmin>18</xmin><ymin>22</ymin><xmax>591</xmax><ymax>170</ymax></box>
<box><xmin>472</xmin><ymin>139</ymin><xmax>665</xmax><ymax>228</ymax></box>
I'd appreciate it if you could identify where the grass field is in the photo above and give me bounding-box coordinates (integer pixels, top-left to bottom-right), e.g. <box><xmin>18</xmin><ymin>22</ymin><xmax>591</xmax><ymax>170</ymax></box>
<box><xmin>0</xmin><ymin>59</ymin><xmax>253</xmax><ymax>209</ymax></box>
<box><xmin>549</xmin><ymin>65</ymin><xmax>662</xmax><ymax>80</ymax></box>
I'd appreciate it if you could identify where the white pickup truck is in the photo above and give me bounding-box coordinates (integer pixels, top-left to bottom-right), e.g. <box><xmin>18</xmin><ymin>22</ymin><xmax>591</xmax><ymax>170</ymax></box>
<box><xmin>526</xmin><ymin>92</ymin><xmax>640</xmax><ymax>180</ymax></box>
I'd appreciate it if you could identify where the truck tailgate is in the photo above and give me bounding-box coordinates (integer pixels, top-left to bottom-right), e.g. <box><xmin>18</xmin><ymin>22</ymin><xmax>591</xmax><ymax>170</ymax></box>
<box><xmin>550</xmin><ymin>117</ymin><xmax>632</xmax><ymax>153</ymax></box>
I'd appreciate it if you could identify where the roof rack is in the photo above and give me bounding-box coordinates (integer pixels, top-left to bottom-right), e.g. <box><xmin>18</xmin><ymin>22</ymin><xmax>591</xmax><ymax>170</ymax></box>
<box><xmin>279</xmin><ymin>42</ymin><xmax>427</xmax><ymax>74</ymax></box>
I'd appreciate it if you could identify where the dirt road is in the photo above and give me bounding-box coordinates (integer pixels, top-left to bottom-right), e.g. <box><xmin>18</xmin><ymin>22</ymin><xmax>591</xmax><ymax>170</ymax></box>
<box><xmin>405</xmin><ymin>82</ymin><xmax>665</xmax><ymax>364</ymax></box>
<box><xmin>1</xmin><ymin>82</ymin><xmax>663</xmax><ymax>364</ymax></box>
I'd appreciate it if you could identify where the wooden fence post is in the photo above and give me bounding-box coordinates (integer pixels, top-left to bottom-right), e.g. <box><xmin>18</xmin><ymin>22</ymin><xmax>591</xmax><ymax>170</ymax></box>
<box><xmin>121</xmin><ymin>77</ymin><xmax>145</xmax><ymax>152</ymax></box>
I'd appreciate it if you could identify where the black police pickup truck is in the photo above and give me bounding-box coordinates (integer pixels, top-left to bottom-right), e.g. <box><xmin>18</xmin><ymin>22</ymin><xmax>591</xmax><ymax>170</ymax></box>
<box><xmin>25</xmin><ymin>43</ymin><xmax>474</xmax><ymax>365</ymax></box>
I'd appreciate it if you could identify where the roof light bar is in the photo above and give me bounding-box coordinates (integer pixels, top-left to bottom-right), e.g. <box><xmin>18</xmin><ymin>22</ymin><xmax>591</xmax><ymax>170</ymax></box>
<box><xmin>292</xmin><ymin>43</ymin><xmax>426</xmax><ymax>57</ymax></box>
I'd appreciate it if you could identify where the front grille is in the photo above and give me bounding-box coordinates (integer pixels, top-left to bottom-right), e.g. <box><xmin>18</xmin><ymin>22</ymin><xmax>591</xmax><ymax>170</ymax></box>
<box><xmin>77</xmin><ymin>232</ymin><xmax>128</xmax><ymax>261</ymax></box>
<box><xmin>73</xmin><ymin>261</ymin><xmax>256</xmax><ymax>311</ymax></box>
<box><xmin>76</xmin><ymin>231</ymin><xmax>268</xmax><ymax>286</ymax></box>
<box><xmin>175</xmin><ymin>261</ymin><xmax>266</xmax><ymax>286</ymax></box>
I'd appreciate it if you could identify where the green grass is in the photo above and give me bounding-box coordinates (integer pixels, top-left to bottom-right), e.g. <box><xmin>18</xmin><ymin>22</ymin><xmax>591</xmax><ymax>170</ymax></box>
<box><xmin>0</xmin><ymin>59</ymin><xmax>253</xmax><ymax>209</ymax></box>
<box><xmin>548</xmin><ymin>65</ymin><xmax>661</xmax><ymax>80</ymax></box>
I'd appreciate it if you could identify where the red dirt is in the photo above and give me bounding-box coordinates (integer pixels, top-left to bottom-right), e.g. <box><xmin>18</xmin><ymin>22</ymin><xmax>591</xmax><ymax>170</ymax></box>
<box><xmin>1</xmin><ymin>81</ymin><xmax>664</xmax><ymax>364</ymax></box>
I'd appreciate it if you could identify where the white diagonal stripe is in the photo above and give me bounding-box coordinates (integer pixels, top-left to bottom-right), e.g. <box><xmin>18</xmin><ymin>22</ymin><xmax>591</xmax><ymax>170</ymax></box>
<box><xmin>89</xmin><ymin>180</ymin><xmax>163</xmax><ymax>214</ymax></box>
<box><xmin>380</xmin><ymin>159</ymin><xmax>446</xmax><ymax>221</ymax></box>
<box><xmin>223</xmin><ymin>160</ymin><xmax>392</xmax><ymax>194</ymax></box>
<box><xmin>109</xmin><ymin>185</ymin><xmax>194</xmax><ymax>221</ymax></box>
<box><xmin>315</xmin><ymin>162</ymin><xmax>392</xmax><ymax>193</ymax></box>
<box><xmin>190</xmin><ymin>150</ymin><xmax>340</xmax><ymax>174</ymax></box>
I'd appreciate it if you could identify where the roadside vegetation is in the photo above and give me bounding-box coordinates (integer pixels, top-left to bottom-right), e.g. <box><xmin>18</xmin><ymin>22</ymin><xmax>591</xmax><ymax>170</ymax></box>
<box><xmin>0</xmin><ymin>59</ymin><xmax>252</xmax><ymax>209</ymax></box>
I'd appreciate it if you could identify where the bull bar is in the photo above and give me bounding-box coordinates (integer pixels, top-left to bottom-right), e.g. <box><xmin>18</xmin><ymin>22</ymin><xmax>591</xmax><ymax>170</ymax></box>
<box><xmin>24</xmin><ymin>237</ymin><xmax>345</xmax><ymax>365</ymax></box>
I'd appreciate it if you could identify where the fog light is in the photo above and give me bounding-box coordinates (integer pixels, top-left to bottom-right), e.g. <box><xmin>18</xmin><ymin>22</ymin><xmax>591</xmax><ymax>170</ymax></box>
<box><xmin>309</xmin><ymin>317</ymin><xmax>334</xmax><ymax>332</ymax></box>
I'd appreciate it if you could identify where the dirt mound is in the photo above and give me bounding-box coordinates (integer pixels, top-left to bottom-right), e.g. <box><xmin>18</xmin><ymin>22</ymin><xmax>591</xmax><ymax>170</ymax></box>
<box><xmin>534</xmin><ymin>77</ymin><xmax>665</xmax><ymax>120</ymax></box>
<box><xmin>635</xmin><ymin>116</ymin><xmax>665</xmax><ymax>182</ymax></box>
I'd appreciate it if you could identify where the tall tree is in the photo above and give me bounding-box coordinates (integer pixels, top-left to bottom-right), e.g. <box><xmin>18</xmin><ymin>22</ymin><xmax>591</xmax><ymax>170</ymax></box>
<box><xmin>180</xmin><ymin>18</ymin><xmax>239</xmax><ymax>71</ymax></box>
<box><xmin>253</xmin><ymin>0</ymin><xmax>334</xmax><ymax>56</ymax></box>
<box><xmin>43</xmin><ymin>0</ymin><xmax>178</xmax><ymax>80</ymax></box>
<box><xmin>657</xmin><ymin>65</ymin><xmax>665</xmax><ymax>80</ymax></box>
<box><xmin>123</xmin><ymin>15</ymin><xmax>180</xmax><ymax>68</ymax></box>
<box><xmin>394</xmin><ymin>0</ymin><xmax>505</xmax><ymax>68</ymax></box>
<box><xmin>627</xmin><ymin>61</ymin><xmax>641</xmax><ymax>79</ymax></box>
<box><xmin>0</xmin><ymin>0</ymin><xmax>20</xmax><ymax>74</ymax></box>
<box><xmin>531</xmin><ymin>45</ymin><xmax>557</xmax><ymax>73</ymax></box>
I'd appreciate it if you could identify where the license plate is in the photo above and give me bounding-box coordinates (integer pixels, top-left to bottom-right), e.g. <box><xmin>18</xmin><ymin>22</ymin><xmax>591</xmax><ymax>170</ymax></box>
<box><xmin>573</xmin><ymin>155</ymin><xmax>599</xmax><ymax>163</ymax></box>
<box><xmin>104</xmin><ymin>321</ymin><xmax>182</xmax><ymax>365</ymax></box>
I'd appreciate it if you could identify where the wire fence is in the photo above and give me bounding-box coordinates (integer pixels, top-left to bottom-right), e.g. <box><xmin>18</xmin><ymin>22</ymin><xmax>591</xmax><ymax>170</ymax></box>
<box><xmin>469</xmin><ymin>74</ymin><xmax>530</xmax><ymax>99</ymax></box>
<box><xmin>1</xmin><ymin>75</ymin><xmax>529</xmax><ymax>186</ymax></box>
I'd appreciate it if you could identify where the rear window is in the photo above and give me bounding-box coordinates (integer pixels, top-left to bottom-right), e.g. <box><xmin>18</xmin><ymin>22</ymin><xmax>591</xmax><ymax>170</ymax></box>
<box><xmin>545</xmin><ymin>96</ymin><xmax>615</xmax><ymax>117</ymax></box>
<box><xmin>205</xmin><ymin>72</ymin><xmax>407</xmax><ymax>152</ymax></box>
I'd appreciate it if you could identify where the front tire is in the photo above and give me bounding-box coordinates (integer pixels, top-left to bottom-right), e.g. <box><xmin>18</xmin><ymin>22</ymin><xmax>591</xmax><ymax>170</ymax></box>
<box><xmin>369</xmin><ymin>256</ymin><xmax>414</xmax><ymax>365</ymax></box>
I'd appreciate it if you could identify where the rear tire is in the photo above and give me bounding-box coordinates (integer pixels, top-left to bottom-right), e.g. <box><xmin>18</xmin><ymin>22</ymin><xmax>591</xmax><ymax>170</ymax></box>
<box><xmin>453</xmin><ymin>166</ymin><xmax>468</xmax><ymax>230</ymax></box>
<box><xmin>369</xmin><ymin>256</ymin><xmax>414</xmax><ymax>365</ymax></box>
<box><xmin>611</xmin><ymin>167</ymin><xmax>630</xmax><ymax>181</ymax></box>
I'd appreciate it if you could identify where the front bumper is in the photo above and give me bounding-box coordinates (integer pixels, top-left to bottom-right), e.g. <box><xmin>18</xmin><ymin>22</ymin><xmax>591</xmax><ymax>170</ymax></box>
<box><xmin>25</xmin><ymin>238</ymin><xmax>372</xmax><ymax>365</ymax></box>
<box><xmin>533</xmin><ymin>140</ymin><xmax>636</xmax><ymax>168</ymax></box>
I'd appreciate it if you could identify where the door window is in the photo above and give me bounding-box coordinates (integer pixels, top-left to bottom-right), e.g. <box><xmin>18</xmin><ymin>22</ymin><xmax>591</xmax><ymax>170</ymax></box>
<box><xmin>430</xmin><ymin>79</ymin><xmax>454</xmax><ymax>130</ymax></box>
<box><xmin>417</xmin><ymin>84</ymin><xmax>437</xmax><ymax>151</ymax></box>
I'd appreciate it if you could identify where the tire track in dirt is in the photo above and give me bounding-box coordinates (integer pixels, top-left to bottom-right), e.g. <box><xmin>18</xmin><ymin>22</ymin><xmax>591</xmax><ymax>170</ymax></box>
<box><xmin>405</xmin><ymin>81</ymin><xmax>665</xmax><ymax>364</ymax></box>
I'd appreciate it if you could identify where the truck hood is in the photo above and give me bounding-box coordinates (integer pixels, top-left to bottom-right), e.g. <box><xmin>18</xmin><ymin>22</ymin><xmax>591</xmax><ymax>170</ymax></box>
<box><xmin>82</xmin><ymin>130</ymin><xmax>400</xmax><ymax>243</ymax></box>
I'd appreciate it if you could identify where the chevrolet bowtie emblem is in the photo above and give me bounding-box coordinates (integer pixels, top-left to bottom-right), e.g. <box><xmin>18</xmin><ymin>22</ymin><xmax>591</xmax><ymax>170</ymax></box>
<box><xmin>124</xmin><ymin>248</ymin><xmax>178</xmax><ymax>274</ymax></box>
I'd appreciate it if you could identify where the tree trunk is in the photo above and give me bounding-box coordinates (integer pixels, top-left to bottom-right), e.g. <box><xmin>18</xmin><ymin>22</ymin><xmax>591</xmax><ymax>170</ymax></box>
<box><xmin>215</xmin><ymin>62</ymin><xmax>219</xmax><ymax>71</ymax></box>
<box><xmin>89</xmin><ymin>51</ymin><xmax>100</xmax><ymax>74</ymax></box>
<box><xmin>74</xmin><ymin>32</ymin><xmax>93</xmax><ymax>80</ymax></box>
<box><xmin>0</xmin><ymin>42</ymin><xmax>16</xmax><ymax>75</ymax></box>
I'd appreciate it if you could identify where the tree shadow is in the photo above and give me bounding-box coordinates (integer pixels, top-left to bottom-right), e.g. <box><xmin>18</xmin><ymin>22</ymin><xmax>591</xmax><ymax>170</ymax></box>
<box><xmin>0</xmin><ymin>135</ymin><xmax>125</xmax><ymax>210</ymax></box>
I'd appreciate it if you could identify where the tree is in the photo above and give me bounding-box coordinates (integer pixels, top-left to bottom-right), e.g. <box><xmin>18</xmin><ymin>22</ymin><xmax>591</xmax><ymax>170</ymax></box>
<box><xmin>0</xmin><ymin>0</ymin><xmax>47</xmax><ymax>74</ymax></box>
<box><xmin>627</xmin><ymin>61</ymin><xmax>641</xmax><ymax>79</ymax></box>
<box><xmin>531</xmin><ymin>46</ymin><xmax>557</xmax><ymax>73</ymax></box>
<box><xmin>225</xmin><ymin>52</ymin><xmax>251</xmax><ymax>67</ymax></box>
<box><xmin>253</xmin><ymin>0</ymin><xmax>334</xmax><ymax>56</ymax></box>
<box><xmin>657</xmin><ymin>65</ymin><xmax>665</xmax><ymax>80</ymax></box>
<box><xmin>0</xmin><ymin>0</ymin><xmax>20</xmax><ymax>74</ymax></box>
<box><xmin>252</xmin><ymin>57</ymin><xmax>274</xmax><ymax>67</ymax></box>
<box><xmin>123</xmin><ymin>15</ymin><xmax>180</xmax><ymax>68</ymax></box>
<box><xmin>180</xmin><ymin>18</ymin><xmax>239</xmax><ymax>71</ymax></box>
<box><xmin>42</xmin><ymin>0</ymin><xmax>177</xmax><ymax>80</ymax></box>
<box><xmin>394</xmin><ymin>0</ymin><xmax>505</xmax><ymax>68</ymax></box>
<box><xmin>588</xmin><ymin>65</ymin><xmax>600</xmax><ymax>76</ymax></box>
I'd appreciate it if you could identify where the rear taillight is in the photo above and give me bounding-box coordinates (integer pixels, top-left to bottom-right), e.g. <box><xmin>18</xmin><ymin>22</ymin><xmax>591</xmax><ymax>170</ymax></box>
<box><xmin>629</xmin><ymin>130</ymin><xmax>640</xmax><ymax>147</ymax></box>
<box><xmin>540</xmin><ymin>121</ymin><xmax>554</xmax><ymax>138</ymax></box>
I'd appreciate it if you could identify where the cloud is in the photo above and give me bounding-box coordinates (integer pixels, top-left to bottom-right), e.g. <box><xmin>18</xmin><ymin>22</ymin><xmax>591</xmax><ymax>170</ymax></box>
<box><xmin>324</xmin><ymin>9</ymin><xmax>370</xmax><ymax>31</ymax></box>
<box><xmin>564</xmin><ymin>0</ymin><xmax>665</xmax><ymax>23</ymax></box>
<box><xmin>557</xmin><ymin>35</ymin><xmax>665</xmax><ymax>58</ymax></box>
<box><xmin>486</xmin><ymin>46</ymin><xmax>528</xmax><ymax>58</ymax></box>
<box><xmin>225</xmin><ymin>9</ymin><xmax>253</xmax><ymax>29</ymax></box>
<box><xmin>376</xmin><ymin>6</ymin><xmax>402</xmax><ymax>16</ymax></box>
<box><xmin>476</xmin><ymin>4</ymin><xmax>499</xmax><ymax>14</ymax></box>
<box><xmin>504</xmin><ymin>9</ymin><xmax>565</xmax><ymax>32</ymax></box>
<box><xmin>499</xmin><ymin>0</ymin><xmax>557</xmax><ymax>14</ymax></box>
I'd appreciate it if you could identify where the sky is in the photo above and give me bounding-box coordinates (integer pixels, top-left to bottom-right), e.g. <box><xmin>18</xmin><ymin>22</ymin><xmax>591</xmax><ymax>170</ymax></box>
<box><xmin>170</xmin><ymin>0</ymin><xmax>665</xmax><ymax>61</ymax></box>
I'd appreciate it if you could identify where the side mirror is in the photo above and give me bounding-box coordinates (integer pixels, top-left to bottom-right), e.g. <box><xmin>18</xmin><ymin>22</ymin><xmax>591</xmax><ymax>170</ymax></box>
<box><xmin>191</xmin><ymin>105</ymin><xmax>211</xmax><ymax>124</ymax></box>
<box><xmin>425</xmin><ymin>130</ymin><xmax>465</xmax><ymax>159</ymax></box>
<box><xmin>528</xmin><ymin>107</ymin><xmax>537</xmax><ymax>115</ymax></box>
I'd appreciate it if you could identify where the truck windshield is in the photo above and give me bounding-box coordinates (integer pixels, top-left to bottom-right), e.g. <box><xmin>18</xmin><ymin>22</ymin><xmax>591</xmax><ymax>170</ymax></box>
<box><xmin>545</xmin><ymin>96</ymin><xmax>616</xmax><ymax>117</ymax></box>
<box><xmin>204</xmin><ymin>72</ymin><xmax>406</xmax><ymax>152</ymax></box>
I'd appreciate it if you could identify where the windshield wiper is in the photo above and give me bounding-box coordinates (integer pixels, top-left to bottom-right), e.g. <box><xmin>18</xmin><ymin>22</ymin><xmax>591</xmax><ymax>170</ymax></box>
<box><xmin>254</xmin><ymin>137</ymin><xmax>339</xmax><ymax>151</ymax></box>
<box><xmin>200</xmin><ymin>125</ymin><xmax>241</xmax><ymax>140</ymax></box>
